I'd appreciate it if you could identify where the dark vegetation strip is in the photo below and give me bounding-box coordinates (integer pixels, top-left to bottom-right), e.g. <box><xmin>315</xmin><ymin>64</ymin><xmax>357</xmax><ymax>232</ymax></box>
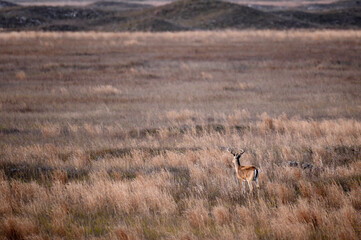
<box><xmin>127</xmin><ymin>124</ymin><xmax>250</xmax><ymax>139</ymax></box>
<box><xmin>322</xmin><ymin>174</ymin><xmax>361</xmax><ymax>193</ymax></box>
<box><xmin>0</xmin><ymin>127</ymin><xmax>21</xmax><ymax>134</ymax></box>
<box><xmin>0</xmin><ymin>124</ymin><xmax>248</xmax><ymax>137</ymax></box>
<box><xmin>1</xmin><ymin>145</ymin><xmax>359</xmax><ymax>183</ymax></box>
<box><xmin>88</xmin><ymin>147</ymin><xmax>202</xmax><ymax>160</ymax></box>
<box><xmin>0</xmin><ymin>160</ymin><xmax>191</xmax><ymax>185</ymax></box>
<box><xmin>0</xmin><ymin>161</ymin><xmax>89</xmax><ymax>183</ymax></box>
<box><xmin>108</xmin><ymin>165</ymin><xmax>190</xmax><ymax>181</ymax></box>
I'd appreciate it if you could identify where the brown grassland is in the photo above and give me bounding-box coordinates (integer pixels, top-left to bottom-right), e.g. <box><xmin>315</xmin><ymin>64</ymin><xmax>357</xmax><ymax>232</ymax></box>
<box><xmin>0</xmin><ymin>30</ymin><xmax>361</xmax><ymax>239</ymax></box>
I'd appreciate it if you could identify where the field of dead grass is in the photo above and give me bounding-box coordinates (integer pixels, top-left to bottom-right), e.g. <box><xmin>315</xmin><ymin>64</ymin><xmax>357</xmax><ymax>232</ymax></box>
<box><xmin>0</xmin><ymin>30</ymin><xmax>360</xmax><ymax>239</ymax></box>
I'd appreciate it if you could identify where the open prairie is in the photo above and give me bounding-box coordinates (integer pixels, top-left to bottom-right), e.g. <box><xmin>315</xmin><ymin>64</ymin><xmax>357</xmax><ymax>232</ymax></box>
<box><xmin>0</xmin><ymin>30</ymin><xmax>361</xmax><ymax>239</ymax></box>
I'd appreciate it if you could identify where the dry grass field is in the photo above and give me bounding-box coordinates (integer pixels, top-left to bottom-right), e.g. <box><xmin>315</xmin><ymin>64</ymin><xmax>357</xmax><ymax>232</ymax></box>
<box><xmin>0</xmin><ymin>30</ymin><xmax>361</xmax><ymax>239</ymax></box>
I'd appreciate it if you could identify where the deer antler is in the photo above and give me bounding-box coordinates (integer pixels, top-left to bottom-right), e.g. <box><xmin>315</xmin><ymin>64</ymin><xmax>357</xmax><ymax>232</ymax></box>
<box><xmin>239</xmin><ymin>149</ymin><xmax>245</xmax><ymax>155</ymax></box>
<box><xmin>227</xmin><ymin>147</ymin><xmax>236</xmax><ymax>156</ymax></box>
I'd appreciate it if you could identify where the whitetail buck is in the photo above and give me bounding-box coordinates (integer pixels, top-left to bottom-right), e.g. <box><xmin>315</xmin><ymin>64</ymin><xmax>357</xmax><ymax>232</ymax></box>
<box><xmin>227</xmin><ymin>148</ymin><xmax>259</xmax><ymax>194</ymax></box>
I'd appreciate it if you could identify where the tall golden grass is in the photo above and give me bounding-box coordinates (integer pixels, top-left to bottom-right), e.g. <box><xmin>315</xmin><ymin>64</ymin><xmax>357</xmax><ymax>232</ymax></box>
<box><xmin>0</xmin><ymin>30</ymin><xmax>360</xmax><ymax>239</ymax></box>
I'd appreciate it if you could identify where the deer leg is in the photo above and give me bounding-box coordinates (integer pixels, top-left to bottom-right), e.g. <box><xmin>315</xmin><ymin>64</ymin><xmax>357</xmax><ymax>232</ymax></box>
<box><xmin>241</xmin><ymin>179</ymin><xmax>246</xmax><ymax>194</ymax></box>
<box><xmin>247</xmin><ymin>179</ymin><xmax>253</xmax><ymax>193</ymax></box>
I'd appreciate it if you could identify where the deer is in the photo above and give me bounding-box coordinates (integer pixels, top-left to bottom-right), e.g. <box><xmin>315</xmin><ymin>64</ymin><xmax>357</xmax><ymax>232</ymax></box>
<box><xmin>227</xmin><ymin>148</ymin><xmax>259</xmax><ymax>194</ymax></box>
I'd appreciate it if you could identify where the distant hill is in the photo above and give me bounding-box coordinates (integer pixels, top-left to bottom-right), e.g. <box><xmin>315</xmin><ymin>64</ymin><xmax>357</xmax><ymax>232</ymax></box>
<box><xmin>0</xmin><ymin>0</ymin><xmax>360</xmax><ymax>31</ymax></box>
<box><xmin>118</xmin><ymin>0</ymin><xmax>312</xmax><ymax>31</ymax></box>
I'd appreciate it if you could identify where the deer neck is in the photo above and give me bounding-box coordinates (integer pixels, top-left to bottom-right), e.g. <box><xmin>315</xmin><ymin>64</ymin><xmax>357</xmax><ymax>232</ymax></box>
<box><xmin>233</xmin><ymin>158</ymin><xmax>241</xmax><ymax>173</ymax></box>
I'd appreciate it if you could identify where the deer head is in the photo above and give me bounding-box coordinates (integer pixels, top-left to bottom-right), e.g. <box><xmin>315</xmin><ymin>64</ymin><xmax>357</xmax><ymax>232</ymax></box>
<box><xmin>227</xmin><ymin>148</ymin><xmax>245</xmax><ymax>166</ymax></box>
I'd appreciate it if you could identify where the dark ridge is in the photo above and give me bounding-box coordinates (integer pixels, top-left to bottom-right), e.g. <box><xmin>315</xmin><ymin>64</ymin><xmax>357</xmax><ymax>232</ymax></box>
<box><xmin>0</xmin><ymin>5</ymin><xmax>103</xmax><ymax>29</ymax></box>
<box><xmin>8</xmin><ymin>6</ymin><xmax>102</xmax><ymax>20</ymax></box>
<box><xmin>244</xmin><ymin>0</ymin><xmax>361</xmax><ymax>12</ymax></box>
<box><xmin>0</xmin><ymin>0</ymin><xmax>17</xmax><ymax>8</ymax></box>
<box><xmin>297</xmin><ymin>0</ymin><xmax>361</xmax><ymax>12</ymax></box>
<box><xmin>274</xmin><ymin>8</ymin><xmax>361</xmax><ymax>28</ymax></box>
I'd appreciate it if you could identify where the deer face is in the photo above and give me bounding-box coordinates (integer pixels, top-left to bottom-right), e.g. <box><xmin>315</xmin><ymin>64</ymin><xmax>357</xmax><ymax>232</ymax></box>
<box><xmin>233</xmin><ymin>154</ymin><xmax>241</xmax><ymax>164</ymax></box>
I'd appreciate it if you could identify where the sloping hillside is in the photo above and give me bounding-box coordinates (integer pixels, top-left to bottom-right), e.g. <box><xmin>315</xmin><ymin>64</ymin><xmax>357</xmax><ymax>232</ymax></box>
<box><xmin>93</xmin><ymin>0</ymin><xmax>313</xmax><ymax>31</ymax></box>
